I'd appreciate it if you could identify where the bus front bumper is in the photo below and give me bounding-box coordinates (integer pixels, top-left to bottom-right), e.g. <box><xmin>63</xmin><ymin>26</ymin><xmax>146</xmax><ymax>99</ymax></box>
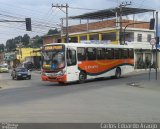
<box><xmin>41</xmin><ymin>75</ymin><xmax>67</xmax><ymax>83</ymax></box>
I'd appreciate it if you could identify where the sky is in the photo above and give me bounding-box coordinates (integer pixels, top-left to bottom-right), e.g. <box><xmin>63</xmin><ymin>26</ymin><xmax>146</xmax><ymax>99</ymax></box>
<box><xmin>0</xmin><ymin>0</ymin><xmax>160</xmax><ymax>44</ymax></box>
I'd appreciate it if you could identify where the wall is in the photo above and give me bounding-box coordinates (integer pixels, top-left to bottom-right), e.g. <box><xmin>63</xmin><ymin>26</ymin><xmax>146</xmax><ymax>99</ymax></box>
<box><xmin>43</xmin><ymin>35</ymin><xmax>61</xmax><ymax>45</ymax></box>
<box><xmin>133</xmin><ymin>30</ymin><xmax>155</xmax><ymax>43</ymax></box>
<box><xmin>16</xmin><ymin>48</ymin><xmax>41</xmax><ymax>62</ymax></box>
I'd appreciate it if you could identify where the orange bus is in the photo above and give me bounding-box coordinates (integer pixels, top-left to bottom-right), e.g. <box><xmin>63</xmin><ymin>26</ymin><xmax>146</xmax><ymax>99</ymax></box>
<box><xmin>41</xmin><ymin>42</ymin><xmax>134</xmax><ymax>84</ymax></box>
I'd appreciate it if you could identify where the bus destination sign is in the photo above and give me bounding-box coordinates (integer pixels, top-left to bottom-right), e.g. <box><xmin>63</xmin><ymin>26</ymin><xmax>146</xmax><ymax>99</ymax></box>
<box><xmin>44</xmin><ymin>45</ymin><xmax>63</xmax><ymax>50</ymax></box>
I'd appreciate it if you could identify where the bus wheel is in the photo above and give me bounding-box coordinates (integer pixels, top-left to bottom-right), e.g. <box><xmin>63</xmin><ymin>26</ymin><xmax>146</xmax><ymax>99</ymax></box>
<box><xmin>115</xmin><ymin>68</ymin><xmax>121</xmax><ymax>79</ymax></box>
<box><xmin>79</xmin><ymin>71</ymin><xmax>86</xmax><ymax>83</ymax></box>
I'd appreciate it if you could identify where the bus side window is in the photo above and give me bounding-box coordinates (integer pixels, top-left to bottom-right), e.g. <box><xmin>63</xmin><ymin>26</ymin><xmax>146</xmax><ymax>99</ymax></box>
<box><xmin>121</xmin><ymin>48</ymin><xmax>128</xmax><ymax>59</ymax></box>
<box><xmin>77</xmin><ymin>47</ymin><xmax>86</xmax><ymax>61</ymax></box>
<box><xmin>114</xmin><ymin>48</ymin><xmax>120</xmax><ymax>59</ymax></box>
<box><xmin>129</xmin><ymin>49</ymin><xmax>134</xmax><ymax>59</ymax></box>
<box><xmin>97</xmin><ymin>48</ymin><xmax>106</xmax><ymax>60</ymax></box>
<box><xmin>87</xmin><ymin>48</ymin><xmax>96</xmax><ymax>60</ymax></box>
<box><xmin>67</xmin><ymin>49</ymin><xmax>77</xmax><ymax>66</ymax></box>
<box><xmin>106</xmin><ymin>48</ymin><xmax>114</xmax><ymax>59</ymax></box>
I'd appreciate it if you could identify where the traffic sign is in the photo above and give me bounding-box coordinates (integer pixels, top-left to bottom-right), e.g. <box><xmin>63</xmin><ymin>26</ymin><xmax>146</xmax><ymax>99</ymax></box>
<box><xmin>150</xmin><ymin>38</ymin><xmax>156</xmax><ymax>45</ymax></box>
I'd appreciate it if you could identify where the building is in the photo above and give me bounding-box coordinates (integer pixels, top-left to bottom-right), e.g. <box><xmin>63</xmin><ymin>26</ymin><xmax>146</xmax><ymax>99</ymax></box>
<box><xmin>16</xmin><ymin>48</ymin><xmax>41</xmax><ymax>69</ymax></box>
<box><xmin>42</xmin><ymin>7</ymin><xmax>159</xmax><ymax>69</ymax></box>
<box><xmin>43</xmin><ymin>34</ymin><xmax>61</xmax><ymax>45</ymax></box>
<box><xmin>3</xmin><ymin>52</ymin><xmax>17</xmax><ymax>68</ymax></box>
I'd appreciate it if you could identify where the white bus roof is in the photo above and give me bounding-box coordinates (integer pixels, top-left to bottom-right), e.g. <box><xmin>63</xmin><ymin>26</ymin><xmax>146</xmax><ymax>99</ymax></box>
<box><xmin>44</xmin><ymin>42</ymin><xmax>134</xmax><ymax>49</ymax></box>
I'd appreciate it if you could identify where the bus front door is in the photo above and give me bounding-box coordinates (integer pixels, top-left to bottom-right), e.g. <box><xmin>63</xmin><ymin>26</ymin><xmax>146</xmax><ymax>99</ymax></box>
<box><xmin>66</xmin><ymin>49</ymin><xmax>79</xmax><ymax>82</ymax></box>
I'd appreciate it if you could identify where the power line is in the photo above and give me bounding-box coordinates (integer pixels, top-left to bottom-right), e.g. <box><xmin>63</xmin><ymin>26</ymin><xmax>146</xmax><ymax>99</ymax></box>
<box><xmin>52</xmin><ymin>3</ymin><xmax>69</xmax><ymax>43</ymax></box>
<box><xmin>69</xmin><ymin>7</ymin><xmax>98</xmax><ymax>11</ymax></box>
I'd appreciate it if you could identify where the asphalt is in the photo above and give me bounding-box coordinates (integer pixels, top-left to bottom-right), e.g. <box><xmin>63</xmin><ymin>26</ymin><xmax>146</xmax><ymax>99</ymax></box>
<box><xmin>1</xmin><ymin>69</ymin><xmax>160</xmax><ymax>90</ymax></box>
<box><xmin>0</xmin><ymin>69</ymin><xmax>160</xmax><ymax>123</ymax></box>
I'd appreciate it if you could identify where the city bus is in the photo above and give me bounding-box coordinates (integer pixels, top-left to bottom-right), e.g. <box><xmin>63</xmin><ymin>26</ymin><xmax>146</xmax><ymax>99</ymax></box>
<box><xmin>41</xmin><ymin>42</ymin><xmax>134</xmax><ymax>84</ymax></box>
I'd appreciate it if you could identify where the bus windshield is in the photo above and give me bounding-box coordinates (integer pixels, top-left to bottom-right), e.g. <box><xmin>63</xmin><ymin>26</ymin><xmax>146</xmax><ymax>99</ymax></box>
<box><xmin>42</xmin><ymin>45</ymin><xmax>65</xmax><ymax>70</ymax></box>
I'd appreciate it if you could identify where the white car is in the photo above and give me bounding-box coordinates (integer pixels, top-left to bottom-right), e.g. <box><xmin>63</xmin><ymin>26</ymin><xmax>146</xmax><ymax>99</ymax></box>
<box><xmin>0</xmin><ymin>64</ymin><xmax>9</xmax><ymax>73</ymax></box>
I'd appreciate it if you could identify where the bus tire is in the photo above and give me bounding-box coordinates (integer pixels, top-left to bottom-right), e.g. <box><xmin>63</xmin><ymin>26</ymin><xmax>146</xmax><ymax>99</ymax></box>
<box><xmin>115</xmin><ymin>68</ymin><xmax>121</xmax><ymax>79</ymax></box>
<box><xmin>79</xmin><ymin>71</ymin><xmax>86</xmax><ymax>83</ymax></box>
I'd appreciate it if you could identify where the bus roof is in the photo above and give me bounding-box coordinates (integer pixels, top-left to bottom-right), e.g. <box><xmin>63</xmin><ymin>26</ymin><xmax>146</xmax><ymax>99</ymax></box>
<box><xmin>44</xmin><ymin>42</ymin><xmax>134</xmax><ymax>49</ymax></box>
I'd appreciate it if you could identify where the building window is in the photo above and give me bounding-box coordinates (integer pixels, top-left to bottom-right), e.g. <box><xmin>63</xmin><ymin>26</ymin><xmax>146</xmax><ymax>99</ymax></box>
<box><xmin>90</xmin><ymin>34</ymin><xmax>99</xmax><ymax>40</ymax></box>
<box><xmin>70</xmin><ymin>37</ymin><xmax>78</xmax><ymax>42</ymax></box>
<box><xmin>137</xmin><ymin>34</ymin><xmax>142</xmax><ymax>42</ymax></box>
<box><xmin>147</xmin><ymin>34</ymin><xmax>152</xmax><ymax>42</ymax></box>
<box><xmin>124</xmin><ymin>32</ymin><xmax>134</xmax><ymax>42</ymax></box>
<box><xmin>102</xmin><ymin>32</ymin><xmax>116</xmax><ymax>41</ymax></box>
<box><xmin>80</xmin><ymin>35</ymin><xmax>87</xmax><ymax>41</ymax></box>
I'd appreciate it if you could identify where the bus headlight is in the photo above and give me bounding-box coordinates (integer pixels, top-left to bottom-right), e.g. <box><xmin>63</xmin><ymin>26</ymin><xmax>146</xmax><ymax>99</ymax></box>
<box><xmin>41</xmin><ymin>72</ymin><xmax>46</xmax><ymax>76</ymax></box>
<box><xmin>57</xmin><ymin>70</ymin><xmax>65</xmax><ymax>76</ymax></box>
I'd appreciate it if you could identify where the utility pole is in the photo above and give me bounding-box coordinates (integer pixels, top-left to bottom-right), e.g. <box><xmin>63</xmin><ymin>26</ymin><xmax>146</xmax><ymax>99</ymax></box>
<box><xmin>155</xmin><ymin>11</ymin><xmax>158</xmax><ymax>80</ymax></box>
<box><xmin>60</xmin><ymin>18</ymin><xmax>64</xmax><ymax>41</ymax></box>
<box><xmin>119</xmin><ymin>1</ymin><xmax>131</xmax><ymax>45</ymax></box>
<box><xmin>52</xmin><ymin>3</ymin><xmax>69</xmax><ymax>43</ymax></box>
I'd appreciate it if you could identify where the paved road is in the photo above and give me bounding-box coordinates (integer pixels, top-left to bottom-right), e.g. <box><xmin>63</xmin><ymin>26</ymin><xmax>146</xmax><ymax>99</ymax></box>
<box><xmin>0</xmin><ymin>70</ymin><xmax>160</xmax><ymax>122</ymax></box>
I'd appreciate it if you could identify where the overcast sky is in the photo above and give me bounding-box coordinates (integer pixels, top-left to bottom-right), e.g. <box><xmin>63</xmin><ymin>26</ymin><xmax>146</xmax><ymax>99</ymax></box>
<box><xmin>0</xmin><ymin>0</ymin><xmax>160</xmax><ymax>44</ymax></box>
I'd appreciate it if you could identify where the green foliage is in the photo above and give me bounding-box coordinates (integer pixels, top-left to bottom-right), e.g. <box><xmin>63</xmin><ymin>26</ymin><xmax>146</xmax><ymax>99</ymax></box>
<box><xmin>0</xmin><ymin>44</ymin><xmax>5</xmax><ymax>52</ymax></box>
<box><xmin>22</xmin><ymin>34</ymin><xmax>30</xmax><ymax>47</ymax></box>
<box><xmin>47</xmin><ymin>29</ymin><xmax>59</xmax><ymax>35</ymax></box>
<box><xmin>5</xmin><ymin>35</ymin><xmax>30</xmax><ymax>52</ymax></box>
<box><xmin>30</xmin><ymin>35</ymin><xmax>43</xmax><ymax>48</ymax></box>
<box><xmin>6</xmin><ymin>39</ymin><xmax>17</xmax><ymax>51</ymax></box>
<box><xmin>4</xmin><ymin>29</ymin><xmax>58</xmax><ymax>51</ymax></box>
<box><xmin>14</xmin><ymin>36</ymin><xmax>23</xmax><ymax>44</ymax></box>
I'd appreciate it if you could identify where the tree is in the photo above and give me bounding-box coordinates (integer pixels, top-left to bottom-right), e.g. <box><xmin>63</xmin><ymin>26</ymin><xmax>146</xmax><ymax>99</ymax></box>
<box><xmin>0</xmin><ymin>44</ymin><xmax>5</xmax><ymax>52</ymax></box>
<box><xmin>14</xmin><ymin>36</ymin><xmax>23</xmax><ymax>44</ymax></box>
<box><xmin>5</xmin><ymin>35</ymin><xmax>23</xmax><ymax>52</ymax></box>
<box><xmin>47</xmin><ymin>29</ymin><xmax>59</xmax><ymax>35</ymax></box>
<box><xmin>22</xmin><ymin>34</ymin><xmax>30</xmax><ymax>47</ymax></box>
<box><xmin>6</xmin><ymin>39</ymin><xmax>16</xmax><ymax>51</ymax></box>
<box><xmin>31</xmin><ymin>35</ymin><xmax>43</xmax><ymax>48</ymax></box>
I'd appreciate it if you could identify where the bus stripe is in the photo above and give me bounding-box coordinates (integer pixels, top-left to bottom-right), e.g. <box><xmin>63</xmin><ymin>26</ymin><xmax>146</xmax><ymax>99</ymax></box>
<box><xmin>78</xmin><ymin>63</ymin><xmax>134</xmax><ymax>76</ymax></box>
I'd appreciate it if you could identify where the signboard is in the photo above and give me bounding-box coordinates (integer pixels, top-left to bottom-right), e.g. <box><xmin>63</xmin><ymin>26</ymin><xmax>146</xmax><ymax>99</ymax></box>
<box><xmin>44</xmin><ymin>45</ymin><xmax>63</xmax><ymax>51</ymax></box>
<box><xmin>150</xmin><ymin>38</ymin><xmax>156</xmax><ymax>45</ymax></box>
<box><xmin>80</xmin><ymin>40</ymin><xmax>111</xmax><ymax>44</ymax></box>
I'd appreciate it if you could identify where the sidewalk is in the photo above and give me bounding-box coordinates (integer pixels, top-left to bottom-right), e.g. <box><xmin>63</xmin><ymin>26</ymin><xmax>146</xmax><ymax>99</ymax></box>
<box><xmin>127</xmin><ymin>69</ymin><xmax>160</xmax><ymax>90</ymax></box>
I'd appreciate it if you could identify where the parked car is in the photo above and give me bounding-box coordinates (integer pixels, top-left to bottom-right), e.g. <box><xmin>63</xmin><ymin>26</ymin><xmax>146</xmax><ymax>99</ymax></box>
<box><xmin>0</xmin><ymin>64</ymin><xmax>9</xmax><ymax>73</ymax></box>
<box><xmin>11</xmin><ymin>67</ymin><xmax>31</xmax><ymax>80</ymax></box>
